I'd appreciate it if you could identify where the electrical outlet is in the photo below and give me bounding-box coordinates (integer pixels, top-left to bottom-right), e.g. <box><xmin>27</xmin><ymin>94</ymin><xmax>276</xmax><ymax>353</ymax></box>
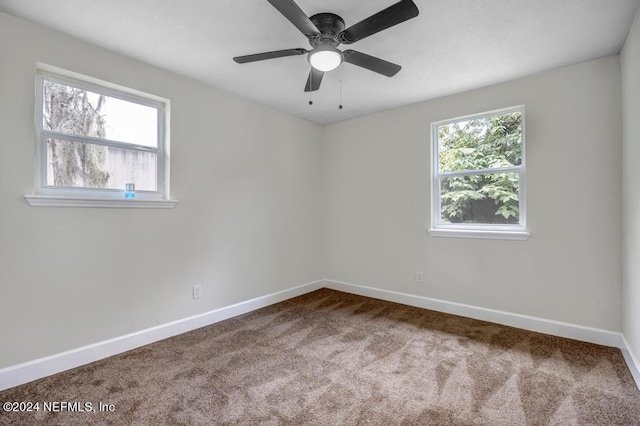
<box><xmin>192</xmin><ymin>284</ymin><xmax>202</xmax><ymax>299</ymax></box>
<box><xmin>415</xmin><ymin>271</ymin><xmax>424</xmax><ymax>283</ymax></box>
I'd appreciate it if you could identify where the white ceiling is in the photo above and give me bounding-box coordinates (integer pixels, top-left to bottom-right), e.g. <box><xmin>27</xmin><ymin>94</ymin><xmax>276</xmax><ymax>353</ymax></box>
<box><xmin>1</xmin><ymin>0</ymin><xmax>638</xmax><ymax>125</ymax></box>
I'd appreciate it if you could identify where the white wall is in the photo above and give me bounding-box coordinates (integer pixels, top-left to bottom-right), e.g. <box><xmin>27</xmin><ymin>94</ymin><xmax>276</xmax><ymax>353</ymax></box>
<box><xmin>622</xmin><ymin>7</ymin><xmax>640</xmax><ymax>367</ymax></box>
<box><xmin>324</xmin><ymin>56</ymin><xmax>623</xmax><ymax>331</ymax></box>
<box><xmin>0</xmin><ymin>12</ymin><xmax>324</xmax><ymax>369</ymax></box>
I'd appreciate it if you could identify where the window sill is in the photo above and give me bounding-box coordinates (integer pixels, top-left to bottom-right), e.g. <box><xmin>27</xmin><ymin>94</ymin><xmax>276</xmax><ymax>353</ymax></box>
<box><xmin>24</xmin><ymin>195</ymin><xmax>178</xmax><ymax>209</ymax></box>
<box><xmin>428</xmin><ymin>228</ymin><xmax>530</xmax><ymax>241</ymax></box>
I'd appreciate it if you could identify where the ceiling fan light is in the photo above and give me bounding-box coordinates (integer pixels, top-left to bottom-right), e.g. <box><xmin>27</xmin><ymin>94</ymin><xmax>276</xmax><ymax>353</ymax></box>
<box><xmin>309</xmin><ymin>49</ymin><xmax>342</xmax><ymax>72</ymax></box>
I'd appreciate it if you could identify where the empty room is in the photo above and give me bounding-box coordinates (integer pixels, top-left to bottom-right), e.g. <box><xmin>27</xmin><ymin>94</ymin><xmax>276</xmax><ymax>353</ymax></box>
<box><xmin>1</xmin><ymin>0</ymin><xmax>640</xmax><ymax>424</ymax></box>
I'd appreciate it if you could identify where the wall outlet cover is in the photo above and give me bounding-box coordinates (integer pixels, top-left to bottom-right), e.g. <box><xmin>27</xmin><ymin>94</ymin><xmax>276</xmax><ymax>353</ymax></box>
<box><xmin>193</xmin><ymin>285</ymin><xmax>202</xmax><ymax>299</ymax></box>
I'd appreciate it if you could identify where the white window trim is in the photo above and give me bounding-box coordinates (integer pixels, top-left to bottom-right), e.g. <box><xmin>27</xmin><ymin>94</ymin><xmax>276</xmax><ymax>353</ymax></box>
<box><xmin>429</xmin><ymin>105</ymin><xmax>529</xmax><ymax>240</ymax></box>
<box><xmin>24</xmin><ymin>194</ymin><xmax>177</xmax><ymax>209</ymax></box>
<box><xmin>27</xmin><ymin>64</ymin><xmax>176</xmax><ymax>208</ymax></box>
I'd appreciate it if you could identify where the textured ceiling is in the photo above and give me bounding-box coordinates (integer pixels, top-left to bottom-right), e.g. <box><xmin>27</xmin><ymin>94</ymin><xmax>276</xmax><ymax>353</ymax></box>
<box><xmin>0</xmin><ymin>0</ymin><xmax>638</xmax><ymax>125</ymax></box>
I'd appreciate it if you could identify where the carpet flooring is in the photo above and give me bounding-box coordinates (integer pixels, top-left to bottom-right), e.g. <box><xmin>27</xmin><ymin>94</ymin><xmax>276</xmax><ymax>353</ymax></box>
<box><xmin>1</xmin><ymin>288</ymin><xmax>639</xmax><ymax>425</ymax></box>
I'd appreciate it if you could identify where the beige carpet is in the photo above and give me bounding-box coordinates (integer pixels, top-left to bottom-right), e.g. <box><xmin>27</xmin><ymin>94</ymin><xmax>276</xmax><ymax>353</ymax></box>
<box><xmin>1</xmin><ymin>288</ymin><xmax>639</xmax><ymax>425</ymax></box>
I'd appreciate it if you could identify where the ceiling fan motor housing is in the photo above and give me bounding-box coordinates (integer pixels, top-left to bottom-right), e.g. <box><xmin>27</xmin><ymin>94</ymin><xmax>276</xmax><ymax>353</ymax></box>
<box><xmin>308</xmin><ymin>13</ymin><xmax>345</xmax><ymax>48</ymax></box>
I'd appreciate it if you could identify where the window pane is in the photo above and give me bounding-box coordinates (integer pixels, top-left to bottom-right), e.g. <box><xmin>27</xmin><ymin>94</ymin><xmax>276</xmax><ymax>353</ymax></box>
<box><xmin>46</xmin><ymin>139</ymin><xmax>157</xmax><ymax>191</ymax></box>
<box><xmin>440</xmin><ymin>172</ymin><xmax>519</xmax><ymax>224</ymax></box>
<box><xmin>438</xmin><ymin>111</ymin><xmax>522</xmax><ymax>173</ymax></box>
<box><xmin>43</xmin><ymin>80</ymin><xmax>158</xmax><ymax>148</ymax></box>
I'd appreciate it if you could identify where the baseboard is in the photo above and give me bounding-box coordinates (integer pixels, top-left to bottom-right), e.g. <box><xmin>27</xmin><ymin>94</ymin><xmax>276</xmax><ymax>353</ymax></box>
<box><xmin>3</xmin><ymin>278</ymin><xmax>637</xmax><ymax>393</ymax></box>
<box><xmin>0</xmin><ymin>280</ymin><xmax>324</xmax><ymax>392</ymax></box>
<box><xmin>325</xmin><ymin>279</ymin><xmax>640</xmax><ymax>389</ymax></box>
<box><xmin>621</xmin><ymin>336</ymin><xmax>640</xmax><ymax>390</ymax></box>
<box><xmin>323</xmin><ymin>279</ymin><xmax>624</xmax><ymax>349</ymax></box>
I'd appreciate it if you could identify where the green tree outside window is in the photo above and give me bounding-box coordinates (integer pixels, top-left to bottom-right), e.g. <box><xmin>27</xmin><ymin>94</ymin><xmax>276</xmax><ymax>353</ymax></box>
<box><xmin>437</xmin><ymin>110</ymin><xmax>522</xmax><ymax>224</ymax></box>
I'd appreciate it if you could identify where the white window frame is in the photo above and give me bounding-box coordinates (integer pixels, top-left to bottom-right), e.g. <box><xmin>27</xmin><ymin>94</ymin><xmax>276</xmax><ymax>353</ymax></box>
<box><xmin>25</xmin><ymin>64</ymin><xmax>175</xmax><ymax>208</ymax></box>
<box><xmin>429</xmin><ymin>106</ymin><xmax>529</xmax><ymax>240</ymax></box>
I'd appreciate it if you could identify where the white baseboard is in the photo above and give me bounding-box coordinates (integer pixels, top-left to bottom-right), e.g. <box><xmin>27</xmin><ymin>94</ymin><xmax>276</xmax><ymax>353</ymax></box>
<box><xmin>326</xmin><ymin>279</ymin><xmax>638</xmax><ymax>390</ymax></box>
<box><xmin>323</xmin><ymin>279</ymin><xmax>625</xmax><ymax>348</ymax></box>
<box><xmin>621</xmin><ymin>336</ymin><xmax>640</xmax><ymax>390</ymax></box>
<box><xmin>0</xmin><ymin>280</ymin><xmax>324</xmax><ymax>392</ymax></box>
<box><xmin>3</xmin><ymin>279</ymin><xmax>638</xmax><ymax>393</ymax></box>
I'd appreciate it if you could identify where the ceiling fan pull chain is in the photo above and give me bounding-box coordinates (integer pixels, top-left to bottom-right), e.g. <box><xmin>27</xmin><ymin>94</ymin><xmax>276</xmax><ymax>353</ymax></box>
<box><xmin>309</xmin><ymin>72</ymin><xmax>313</xmax><ymax>105</ymax></box>
<box><xmin>339</xmin><ymin>63</ymin><xmax>343</xmax><ymax>110</ymax></box>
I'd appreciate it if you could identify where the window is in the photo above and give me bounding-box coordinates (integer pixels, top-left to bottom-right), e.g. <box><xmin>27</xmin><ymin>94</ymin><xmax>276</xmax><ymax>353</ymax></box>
<box><xmin>27</xmin><ymin>66</ymin><xmax>174</xmax><ymax>207</ymax></box>
<box><xmin>430</xmin><ymin>106</ymin><xmax>528</xmax><ymax>240</ymax></box>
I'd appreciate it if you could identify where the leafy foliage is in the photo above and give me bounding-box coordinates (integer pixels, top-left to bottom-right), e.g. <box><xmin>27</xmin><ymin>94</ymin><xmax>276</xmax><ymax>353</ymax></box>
<box><xmin>44</xmin><ymin>81</ymin><xmax>109</xmax><ymax>188</ymax></box>
<box><xmin>438</xmin><ymin>111</ymin><xmax>522</xmax><ymax>224</ymax></box>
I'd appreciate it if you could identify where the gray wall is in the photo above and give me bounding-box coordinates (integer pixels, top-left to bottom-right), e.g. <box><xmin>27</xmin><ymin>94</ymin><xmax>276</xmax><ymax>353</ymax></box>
<box><xmin>323</xmin><ymin>56</ymin><xmax>622</xmax><ymax>331</ymax></box>
<box><xmin>622</xmin><ymin>6</ymin><xmax>640</xmax><ymax>369</ymax></box>
<box><xmin>0</xmin><ymin>12</ymin><xmax>325</xmax><ymax>369</ymax></box>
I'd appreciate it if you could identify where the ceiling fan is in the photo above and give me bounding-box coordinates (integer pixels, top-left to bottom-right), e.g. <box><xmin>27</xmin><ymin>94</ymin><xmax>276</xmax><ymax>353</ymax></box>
<box><xmin>233</xmin><ymin>0</ymin><xmax>420</xmax><ymax>92</ymax></box>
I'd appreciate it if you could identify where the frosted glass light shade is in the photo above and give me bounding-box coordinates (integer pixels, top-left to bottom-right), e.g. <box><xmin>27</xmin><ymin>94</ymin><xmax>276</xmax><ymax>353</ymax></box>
<box><xmin>309</xmin><ymin>49</ymin><xmax>342</xmax><ymax>72</ymax></box>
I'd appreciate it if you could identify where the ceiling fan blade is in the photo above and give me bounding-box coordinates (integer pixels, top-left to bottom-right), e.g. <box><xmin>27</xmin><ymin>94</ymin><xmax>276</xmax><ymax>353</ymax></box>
<box><xmin>267</xmin><ymin>0</ymin><xmax>321</xmax><ymax>37</ymax></box>
<box><xmin>233</xmin><ymin>48</ymin><xmax>307</xmax><ymax>64</ymax></box>
<box><xmin>338</xmin><ymin>0</ymin><xmax>419</xmax><ymax>44</ymax></box>
<box><xmin>304</xmin><ymin>67</ymin><xmax>324</xmax><ymax>92</ymax></box>
<box><xmin>343</xmin><ymin>50</ymin><xmax>401</xmax><ymax>77</ymax></box>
